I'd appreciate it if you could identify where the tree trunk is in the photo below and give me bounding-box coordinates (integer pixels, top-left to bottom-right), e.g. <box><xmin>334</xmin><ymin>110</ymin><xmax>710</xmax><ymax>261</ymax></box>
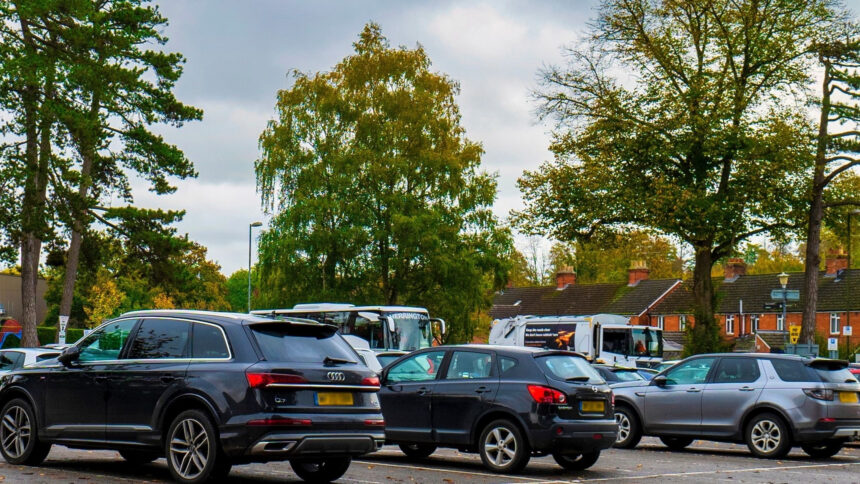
<box><xmin>684</xmin><ymin>243</ymin><xmax>720</xmax><ymax>356</ymax></box>
<box><xmin>801</xmin><ymin>60</ymin><xmax>831</xmax><ymax>345</ymax></box>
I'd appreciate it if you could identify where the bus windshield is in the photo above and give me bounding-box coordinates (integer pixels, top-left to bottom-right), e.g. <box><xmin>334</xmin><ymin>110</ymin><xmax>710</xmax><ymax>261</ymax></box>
<box><xmin>386</xmin><ymin>312</ymin><xmax>432</xmax><ymax>351</ymax></box>
<box><xmin>631</xmin><ymin>327</ymin><xmax>662</xmax><ymax>358</ymax></box>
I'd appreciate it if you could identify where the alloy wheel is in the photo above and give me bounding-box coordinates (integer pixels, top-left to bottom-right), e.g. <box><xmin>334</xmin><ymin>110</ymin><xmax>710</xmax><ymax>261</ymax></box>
<box><xmin>615</xmin><ymin>412</ymin><xmax>630</xmax><ymax>444</ymax></box>
<box><xmin>484</xmin><ymin>426</ymin><xmax>517</xmax><ymax>468</ymax></box>
<box><xmin>0</xmin><ymin>405</ymin><xmax>30</xmax><ymax>459</ymax></box>
<box><xmin>750</xmin><ymin>419</ymin><xmax>781</xmax><ymax>454</ymax></box>
<box><xmin>169</xmin><ymin>417</ymin><xmax>210</xmax><ymax>480</ymax></box>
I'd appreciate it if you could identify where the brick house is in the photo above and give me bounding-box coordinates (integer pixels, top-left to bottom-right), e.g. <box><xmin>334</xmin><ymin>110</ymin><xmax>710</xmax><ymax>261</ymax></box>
<box><xmin>491</xmin><ymin>254</ymin><xmax>860</xmax><ymax>354</ymax></box>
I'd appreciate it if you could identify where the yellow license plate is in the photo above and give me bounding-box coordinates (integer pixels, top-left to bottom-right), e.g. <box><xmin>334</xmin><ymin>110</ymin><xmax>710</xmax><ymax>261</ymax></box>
<box><xmin>581</xmin><ymin>400</ymin><xmax>605</xmax><ymax>413</ymax></box>
<box><xmin>317</xmin><ymin>392</ymin><xmax>353</xmax><ymax>406</ymax></box>
<box><xmin>838</xmin><ymin>392</ymin><xmax>859</xmax><ymax>403</ymax></box>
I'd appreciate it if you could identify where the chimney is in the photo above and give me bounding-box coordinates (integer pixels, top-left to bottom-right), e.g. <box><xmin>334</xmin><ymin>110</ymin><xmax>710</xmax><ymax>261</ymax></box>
<box><xmin>628</xmin><ymin>260</ymin><xmax>650</xmax><ymax>286</ymax></box>
<box><xmin>825</xmin><ymin>248</ymin><xmax>848</xmax><ymax>276</ymax></box>
<box><xmin>556</xmin><ymin>267</ymin><xmax>576</xmax><ymax>289</ymax></box>
<box><xmin>724</xmin><ymin>258</ymin><xmax>747</xmax><ymax>281</ymax></box>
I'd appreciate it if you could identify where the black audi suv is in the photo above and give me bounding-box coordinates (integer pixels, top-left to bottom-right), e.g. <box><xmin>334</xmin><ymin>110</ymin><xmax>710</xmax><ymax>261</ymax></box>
<box><xmin>0</xmin><ymin>310</ymin><xmax>385</xmax><ymax>483</ymax></box>
<box><xmin>378</xmin><ymin>345</ymin><xmax>616</xmax><ymax>473</ymax></box>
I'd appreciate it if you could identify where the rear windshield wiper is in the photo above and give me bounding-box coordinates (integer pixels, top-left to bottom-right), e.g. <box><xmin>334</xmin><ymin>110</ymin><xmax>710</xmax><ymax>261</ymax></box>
<box><xmin>324</xmin><ymin>356</ymin><xmax>356</xmax><ymax>366</ymax></box>
<box><xmin>565</xmin><ymin>376</ymin><xmax>591</xmax><ymax>382</ymax></box>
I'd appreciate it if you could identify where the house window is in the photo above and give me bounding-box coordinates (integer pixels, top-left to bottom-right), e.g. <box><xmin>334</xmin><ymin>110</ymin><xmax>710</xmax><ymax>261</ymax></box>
<box><xmin>751</xmin><ymin>314</ymin><xmax>760</xmax><ymax>332</ymax></box>
<box><xmin>726</xmin><ymin>315</ymin><xmax>734</xmax><ymax>335</ymax></box>
<box><xmin>679</xmin><ymin>315</ymin><xmax>686</xmax><ymax>331</ymax></box>
<box><xmin>657</xmin><ymin>315</ymin><xmax>664</xmax><ymax>330</ymax></box>
<box><xmin>776</xmin><ymin>313</ymin><xmax>785</xmax><ymax>331</ymax></box>
<box><xmin>830</xmin><ymin>313</ymin><xmax>840</xmax><ymax>334</ymax></box>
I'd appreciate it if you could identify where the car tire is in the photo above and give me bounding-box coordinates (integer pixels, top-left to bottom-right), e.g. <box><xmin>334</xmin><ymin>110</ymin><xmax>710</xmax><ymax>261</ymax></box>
<box><xmin>165</xmin><ymin>409</ymin><xmax>231</xmax><ymax>483</ymax></box>
<box><xmin>119</xmin><ymin>449</ymin><xmax>159</xmax><ymax>465</ymax></box>
<box><xmin>398</xmin><ymin>443</ymin><xmax>437</xmax><ymax>458</ymax></box>
<box><xmin>552</xmin><ymin>450</ymin><xmax>600</xmax><ymax>471</ymax></box>
<box><xmin>659</xmin><ymin>436</ymin><xmax>694</xmax><ymax>451</ymax></box>
<box><xmin>613</xmin><ymin>406</ymin><xmax>642</xmax><ymax>449</ymax></box>
<box><xmin>745</xmin><ymin>412</ymin><xmax>791</xmax><ymax>459</ymax></box>
<box><xmin>290</xmin><ymin>457</ymin><xmax>352</xmax><ymax>483</ymax></box>
<box><xmin>0</xmin><ymin>398</ymin><xmax>51</xmax><ymax>466</ymax></box>
<box><xmin>800</xmin><ymin>441</ymin><xmax>843</xmax><ymax>459</ymax></box>
<box><xmin>478</xmin><ymin>419</ymin><xmax>530</xmax><ymax>473</ymax></box>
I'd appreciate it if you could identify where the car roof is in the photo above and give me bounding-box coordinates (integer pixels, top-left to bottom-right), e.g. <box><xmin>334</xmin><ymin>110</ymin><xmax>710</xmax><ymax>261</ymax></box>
<box><xmin>430</xmin><ymin>344</ymin><xmax>586</xmax><ymax>358</ymax></box>
<box><xmin>117</xmin><ymin>309</ymin><xmax>293</xmax><ymax>325</ymax></box>
<box><xmin>688</xmin><ymin>352</ymin><xmax>808</xmax><ymax>361</ymax></box>
<box><xmin>1</xmin><ymin>348</ymin><xmax>58</xmax><ymax>354</ymax></box>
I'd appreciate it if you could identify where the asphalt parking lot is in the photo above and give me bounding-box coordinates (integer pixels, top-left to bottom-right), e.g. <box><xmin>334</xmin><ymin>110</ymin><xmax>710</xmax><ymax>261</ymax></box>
<box><xmin>0</xmin><ymin>439</ymin><xmax>857</xmax><ymax>483</ymax></box>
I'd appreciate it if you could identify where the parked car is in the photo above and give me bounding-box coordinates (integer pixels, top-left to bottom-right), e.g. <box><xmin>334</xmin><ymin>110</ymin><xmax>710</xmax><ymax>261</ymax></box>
<box><xmin>41</xmin><ymin>343</ymin><xmax>72</xmax><ymax>351</ymax></box>
<box><xmin>378</xmin><ymin>345</ymin><xmax>616</xmax><ymax>473</ymax></box>
<box><xmin>653</xmin><ymin>360</ymin><xmax>680</xmax><ymax>372</ymax></box>
<box><xmin>0</xmin><ymin>310</ymin><xmax>385</xmax><ymax>483</ymax></box>
<box><xmin>636</xmin><ymin>368</ymin><xmax>659</xmax><ymax>380</ymax></box>
<box><xmin>849</xmin><ymin>363</ymin><xmax>860</xmax><ymax>377</ymax></box>
<box><xmin>592</xmin><ymin>365</ymin><xmax>647</xmax><ymax>388</ymax></box>
<box><xmin>0</xmin><ymin>348</ymin><xmax>60</xmax><ymax>372</ymax></box>
<box><xmin>612</xmin><ymin>354</ymin><xmax>860</xmax><ymax>459</ymax></box>
<box><xmin>342</xmin><ymin>335</ymin><xmax>407</xmax><ymax>373</ymax></box>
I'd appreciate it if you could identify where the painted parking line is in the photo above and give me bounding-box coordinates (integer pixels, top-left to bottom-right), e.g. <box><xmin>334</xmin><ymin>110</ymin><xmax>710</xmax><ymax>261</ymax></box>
<box><xmin>354</xmin><ymin>458</ymin><xmax>564</xmax><ymax>482</ymax></box>
<box><xmin>551</xmin><ymin>461</ymin><xmax>860</xmax><ymax>482</ymax></box>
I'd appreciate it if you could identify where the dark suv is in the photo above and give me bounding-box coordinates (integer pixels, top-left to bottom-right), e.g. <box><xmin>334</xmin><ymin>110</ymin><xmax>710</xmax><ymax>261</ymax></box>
<box><xmin>379</xmin><ymin>345</ymin><xmax>616</xmax><ymax>473</ymax></box>
<box><xmin>0</xmin><ymin>310</ymin><xmax>385</xmax><ymax>483</ymax></box>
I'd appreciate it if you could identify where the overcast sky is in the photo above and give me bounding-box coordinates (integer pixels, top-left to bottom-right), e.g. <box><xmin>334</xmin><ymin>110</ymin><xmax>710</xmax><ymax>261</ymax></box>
<box><xmin>127</xmin><ymin>0</ymin><xmax>597</xmax><ymax>275</ymax></box>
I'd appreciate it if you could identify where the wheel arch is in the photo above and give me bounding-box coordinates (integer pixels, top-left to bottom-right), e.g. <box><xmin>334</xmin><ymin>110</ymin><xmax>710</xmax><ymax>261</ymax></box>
<box><xmin>740</xmin><ymin>404</ymin><xmax>793</xmax><ymax>441</ymax></box>
<box><xmin>471</xmin><ymin>409</ymin><xmax>532</xmax><ymax>450</ymax></box>
<box><xmin>0</xmin><ymin>387</ymin><xmax>40</xmax><ymax>427</ymax></box>
<box><xmin>158</xmin><ymin>392</ymin><xmax>220</xmax><ymax>440</ymax></box>
<box><xmin>613</xmin><ymin>398</ymin><xmax>644</xmax><ymax>428</ymax></box>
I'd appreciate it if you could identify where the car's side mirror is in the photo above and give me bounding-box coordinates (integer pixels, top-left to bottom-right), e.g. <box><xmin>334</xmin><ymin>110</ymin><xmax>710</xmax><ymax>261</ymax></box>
<box><xmin>652</xmin><ymin>375</ymin><xmax>667</xmax><ymax>387</ymax></box>
<box><xmin>57</xmin><ymin>346</ymin><xmax>81</xmax><ymax>367</ymax></box>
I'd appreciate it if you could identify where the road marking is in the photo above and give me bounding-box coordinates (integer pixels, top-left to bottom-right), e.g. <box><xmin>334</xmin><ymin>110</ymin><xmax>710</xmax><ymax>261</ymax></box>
<box><xmin>355</xmin><ymin>459</ymin><xmax>556</xmax><ymax>482</ymax></box>
<box><xmin>574</xmin><ymin>461</ymin><xmax>860</xmax><ymax>482</ymax></box>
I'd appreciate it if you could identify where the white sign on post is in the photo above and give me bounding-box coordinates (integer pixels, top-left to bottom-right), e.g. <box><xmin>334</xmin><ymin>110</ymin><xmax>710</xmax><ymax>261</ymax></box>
<box><xmin>58</xmin><ymin>315</ymin><xmax>69</xmax><ymax>345</ymax></box>
<box><xmin>827</xmin><ymin>337</ymin><xmax>838</xmax><ymax>351</ymax></box>
<box><xmin>844</xmin><ymin>326</ymin><xmax>853</xmax><ymax>336</ymax></box>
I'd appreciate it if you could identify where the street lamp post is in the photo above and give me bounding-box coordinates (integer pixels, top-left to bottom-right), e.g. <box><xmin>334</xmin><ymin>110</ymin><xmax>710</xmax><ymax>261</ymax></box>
<box><xmin>779</xmin><ymin>272</ymin><xmax>789</xmax><ymax>349</ymax></box>
<box><xmin>248</xmin><ymin>222</ymin><xmax>262</xmax><ymax>312</ymax></box>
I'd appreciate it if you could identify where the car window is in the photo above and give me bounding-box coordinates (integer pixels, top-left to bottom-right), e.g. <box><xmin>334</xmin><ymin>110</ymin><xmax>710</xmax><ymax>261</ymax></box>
<box><xmin>769</xmin><ymin>359</ymin><xmax>818</xmax><ymax>382</ymax></box>
<box><xmin>535</xmin><ymin>354</ymin><xmax>603</xmax><ymax>383</ymax></box>
<box><xmin>127</xmin><ymin>318</ymin><xmax>191</xmax><ymax>359</ymax></box>
<box><xmin>386</xmin><ymin>350</ymin><xmax>446</xmax><ymax>383</ymax></box>
<box><xmin>250</xmin><ymin>323</ymin><xmax>357</xmax><ymax>363</ymax></box>
<box><xmin>376</xmin><ymin>354</ymin><xmax>402</xmax><ymax>368</ymax></box>
<box><xmin>445</xmin><ymin>351</ymin><xmax>493</xmax><ymax>380</ymax></box>
<box><xmin>713</xmin><ymin>358</ymin><xmax>760</xmax><ymax>384</ymax></box>
<box><xmin>79</xmin><ymin>319</ymin><xmax>137</xmax><ymax>362</ymax></box>
<box><xmin>192</xmin><ymin>323</ymin><xmax>230</xmax><ymax>359</ymax></box>
<box><xmin>597</xmin><ymin>367</ymin><xmax>619</xmax><ymax>382</ymax></box>
<box><xmin>614</xmin><ymin>370</ymin><xmax>645</xmax><ymax>382</ymax></box>
<box><xmin>35</xmin><ymin>353</ymin><xmax>59</xmax><ymax>362</ymax></box>
<box><xmin>664</xmin><ymin>357</ymin><xmax>715</xmax><ymax>385</ymax></box>
<box><xmin>0</xmin><ymin>351</ymin><xmax>21</xmax><ymax>371</ymax></box>
<box><xmin>500</xmin><ymin>356</ymin><xmax>518</xmax><ymax>375</ymax></box>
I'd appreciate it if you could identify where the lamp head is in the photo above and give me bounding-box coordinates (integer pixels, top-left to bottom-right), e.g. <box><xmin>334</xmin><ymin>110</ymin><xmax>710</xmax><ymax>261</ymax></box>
<box><xmin>250</xmin><ymin>221</ymin><xmax>263</xmax><ymax>228</ymax></box>
<box><xmin>778</xmin><ymin>272</ymin><xmax>789</xmax><ymax>287</ymax></box>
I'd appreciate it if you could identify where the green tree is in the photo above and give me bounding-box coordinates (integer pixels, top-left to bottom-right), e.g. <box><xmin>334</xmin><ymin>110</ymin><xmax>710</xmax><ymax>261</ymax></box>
<box><xmin>517</xmin><ymin>0</ymin><xmax>835</xmax><ymax>354</ymax></box>
<box><xmin>226</xmin><ymin>269</ymin><xmax>250</xmax><ymax>312</ymax></box>
<box><xmin>255</xmin><ymin>23</ymin><xmax>513</xmax><ymax>342</ymax></box>
<box><xmin>801</xmin><ymin>34</ymin><xmax>860</xmax><ymax>343</ymax></box>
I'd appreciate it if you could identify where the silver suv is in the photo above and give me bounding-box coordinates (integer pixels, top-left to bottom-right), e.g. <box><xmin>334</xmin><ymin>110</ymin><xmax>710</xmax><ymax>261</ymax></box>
<box><xmin>612</xmin><ymin>353</ymin><xmax>860</xmax><ymax>458</ymax></box>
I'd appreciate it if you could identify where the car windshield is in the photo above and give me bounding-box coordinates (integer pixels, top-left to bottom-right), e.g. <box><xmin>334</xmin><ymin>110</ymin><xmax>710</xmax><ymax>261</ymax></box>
<box><xmin>376</xmin><ymin>354</ymin><xmax>402</xmax><ymax>368</ymax></box>
<box><xmin>250</xmin><ymin>323</ymin><xmax>358</xmax><ymax>363</ymax></box>
<box><xmin>614</xmin><ymin>370</ymin><xmax>645</xmax><ymax>381</ymax></box>
<box><xmin>535</xmin><ymin>354</ymin><xmax>603</xmax><ymax>383</ymax></box>
<box><xmin>386</xmin><ymin>312</ymin><xmax>432</xmax><ymax>351</ymax></box>
<box><xmin>630</xmin><ymin>328</ymin><xmax>662</xmax><ymax>358</ymax></box>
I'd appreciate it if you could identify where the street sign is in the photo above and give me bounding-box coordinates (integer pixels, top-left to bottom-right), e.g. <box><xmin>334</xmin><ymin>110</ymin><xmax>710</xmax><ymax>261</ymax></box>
<box><xmin>763</xmin><ymin>302</ymin><xmax>784</xmax><ymax>310</ymax></box>
<box><xmin>58</xmin><ymin>315</ymin><xmax>69</xmax><ymax>345</ymax></box>
<box><xmin>828</xmin><ymin>337</ymin><xmax>838</xmax><ymax>351</ymax></box>
<box><xmin>844</xmin><ymin>326</ymin><xmax>853</xmax><ymax>336</ymax></box>
<box><xmin>789</xmin><ymin>325</ymin><xmax>801</xmax><ymax>344</ymax></box>
<box><xmin>770</xmin><ymin>289</ymin><xmax>800</xmax><ymax>301</ymax></box>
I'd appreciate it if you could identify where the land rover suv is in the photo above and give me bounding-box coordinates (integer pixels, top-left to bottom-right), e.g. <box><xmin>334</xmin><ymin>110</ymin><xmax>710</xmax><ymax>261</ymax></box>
<box><xmin>0</xmin><ymin>310</ymin><xmax>384</xmax><ymax>483</ymax></box>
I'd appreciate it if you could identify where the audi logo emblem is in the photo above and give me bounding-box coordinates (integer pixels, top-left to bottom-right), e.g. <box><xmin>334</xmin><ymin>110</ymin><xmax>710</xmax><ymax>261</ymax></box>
<box><xmin>327</xmin><ymin>371</ymin><xmax>346</xmax><ymax>382</ymax></box>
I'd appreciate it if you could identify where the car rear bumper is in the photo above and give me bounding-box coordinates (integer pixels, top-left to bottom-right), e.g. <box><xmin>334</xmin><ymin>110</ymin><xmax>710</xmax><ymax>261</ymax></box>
<box><xmin>246</xmin><ymin>431</ymin><xmax>386</xmax><ymax>458</ymax></box>
<box><xmin>530</xmin><ymin>420</ymin><xmax>617</xmax><ymax>453</ymax></box>
<box><xmin>794</xmin><ymin>419</ymin><xmax>860</xmax><ymax>443</ymax></box>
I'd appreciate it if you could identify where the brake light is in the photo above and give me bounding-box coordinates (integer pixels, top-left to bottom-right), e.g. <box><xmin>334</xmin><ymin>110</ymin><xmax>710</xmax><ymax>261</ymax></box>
<box><xmin>803</xmin><ymin>388</ymin><xmax>834</xmax><ymax>401</ymax></box>
<box><xmin>611</xmin><ymin>392</ymin><xmax>615</xmax><ymax>406</ymax></box>
<box><xmin>247</xmin><ymin>417</ymin><xmax>311</xmax><ymax>426</ymax></box>
<box><xmin>361</xmin><ymin>376</ymin><xmax>380</xmax><ymax>386</ymax></box>
<box><xmin>246</xmin><ymin>372</ymin><xmax>308</xmax><ymax>388</ymax></box>
<box><xmin>527</xmin><ymin>385</ymin><xmax>567</xmax><ymax>404</ymax></box>
<box><xmin>364</xmin><ymin>418</ymin><xmax>385</xmax><ymax>426</ymax></box>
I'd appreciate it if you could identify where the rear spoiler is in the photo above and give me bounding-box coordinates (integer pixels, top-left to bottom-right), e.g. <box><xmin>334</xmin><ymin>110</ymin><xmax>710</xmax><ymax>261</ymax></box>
<box><xmin>247</xmin><ymin>319</ymin><xmax>339</xmax><ymax>337</ymax></box>
<box><xmin>805</xmin><ymin>358</ymin><xmax>849</xmax><ymax>370</ymax></box>
<box><xmin>534</xmin><ymin>349</ymin><xmax>588</xmax><ymax>359</ymax></box>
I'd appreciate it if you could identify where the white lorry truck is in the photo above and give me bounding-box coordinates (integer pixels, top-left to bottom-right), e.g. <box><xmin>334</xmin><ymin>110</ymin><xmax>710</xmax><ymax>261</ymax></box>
<box><xmin>488</xmin><ymin>314</ymin><xmax>663</xmax><ymax>368</ymax></box>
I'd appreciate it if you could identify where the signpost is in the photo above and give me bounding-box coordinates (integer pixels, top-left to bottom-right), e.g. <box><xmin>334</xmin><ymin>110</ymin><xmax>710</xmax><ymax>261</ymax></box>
<box><xmin>789</xmin><ymin>325</ymin><xmax>801</xmax><ymax>344</ymax></box>
<box><xmin>828</xmin><ymin>337</ymin><xmax>839</xmax><ymax>359</ymax></box>
<box><xmin>58</xmin><ymin>315</ymin><xmax>69</xmax><ymax>345</ymax></box>
<box><xmin>770</xmin><ymin>289</ymin><xmax>800</xmax><ymax>301</ymax></box>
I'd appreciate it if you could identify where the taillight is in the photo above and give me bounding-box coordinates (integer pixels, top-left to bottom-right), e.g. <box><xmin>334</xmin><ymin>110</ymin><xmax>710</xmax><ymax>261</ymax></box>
<box><xmin>527</xmin><ymin>385</ymin><xmax>567</xmax><ymax>404</ymax></box>
<box><xmin>246</xmin><ymin>372</ymin><xmax>308</xmax><ymax>388</ymax></box>
<box><xmin>364</xmin><ymin>418</ymin><xmax>385</xmax><ymax>426</ymax></box>
<box><xmin>803</xmin><ymin>388</ymin><xmax>834</xmax><ymax>401</ymax></box>
<box><xmin>362</xmin><ymin>376</ymin><xmax>380</xmax><ymax>386</ymax></box>
<box><xmin>611</xmin><ymin>392</ymin><xmax>615</xmax><ymax>406</ymax></box>
<box><xmin>247</xmin><ymin>417</ymin><xmax>311</xmax><ymax>426</ymax></box>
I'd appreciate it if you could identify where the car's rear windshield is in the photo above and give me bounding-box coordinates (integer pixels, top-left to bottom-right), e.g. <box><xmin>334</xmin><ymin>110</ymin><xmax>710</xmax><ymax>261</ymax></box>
<box><xmin>535</xmin><ymin>354</ymin><xmax>603</xmax><ymax>383</ymax></box>
<box><xmin>614</xmin><ymin>369</ymin><xmax>645</xmax><ymax>381</ymax></box>
<box><xmin>250</xmin><ymin>323</ymin><xmax>358</xmax><ymax>363</ymax></box>
<box><xmin>771</xmin><ymin>358</ymin><xmax>859</xmax><ymax>384</ymax></box>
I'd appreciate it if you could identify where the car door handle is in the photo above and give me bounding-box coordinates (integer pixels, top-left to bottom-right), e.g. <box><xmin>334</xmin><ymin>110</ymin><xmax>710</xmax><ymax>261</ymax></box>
<box><xmin>686</xmin><ymin>387</ymin><xmax>701</xmax><ymax>393</ymax></box>
<box><xmin>475</xmin><ymin>386</ymin><xmax>491</xmax><ymax>394</ymax></box>
<box><xmin>739</xmin><ymin>386</ymin><xmax>755</xmax><ymax>392</ymax></box>
<box><xmin>416</xmin><ymin>386</ymin><xmax>431</xmax><ymax>396</ymax></box>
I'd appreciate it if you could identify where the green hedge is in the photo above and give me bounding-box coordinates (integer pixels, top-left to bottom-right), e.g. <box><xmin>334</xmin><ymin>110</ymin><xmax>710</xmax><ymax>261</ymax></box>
<box><xmin>0</xmin><ymin>327</ymin><xmax>85</xmax><ymax>349</ymax></box>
